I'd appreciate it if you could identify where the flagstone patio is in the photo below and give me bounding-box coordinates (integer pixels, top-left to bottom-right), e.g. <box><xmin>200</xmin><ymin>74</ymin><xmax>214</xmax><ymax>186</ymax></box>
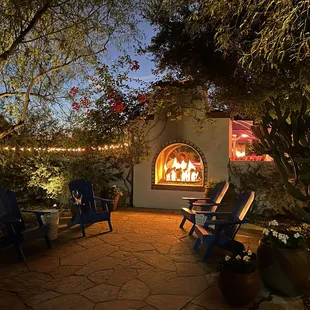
<box><xmin>0</xmin><ymin>208</ymin><xmax>305</xmax><ymax>310</ymax></box>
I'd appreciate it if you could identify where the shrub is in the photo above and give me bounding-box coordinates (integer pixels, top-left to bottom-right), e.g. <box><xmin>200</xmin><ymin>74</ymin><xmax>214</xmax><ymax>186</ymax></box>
<box><xmin>0</xmin><ymin>151</ymin><xmax>124</xmax><ymax>208</ymax></box>
<box><xmin>229</xmin><ymin>162</ymin><xmax>298</xmax><ymax>215</ymax></box>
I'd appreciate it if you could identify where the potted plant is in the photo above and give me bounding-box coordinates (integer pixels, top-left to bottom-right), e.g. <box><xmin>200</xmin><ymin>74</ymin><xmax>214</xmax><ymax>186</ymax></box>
<box><xmin>257</xmin><ymin>220</ymin><xmax>310</xmax><ymax>296</ymax></box>
<box><xmin>204</xmin><ymin>179</ymin><xmax>220</xmax><ymax>198</ymax></box>
<box><xmin>105</xmin><ymin>185</ymin><xmax>123</xmax><ymax>212</ymax></box>
<box><xmin>218</xmin><ymin>250</ymin><xmax>260</xmax><ymax>307</ymax></box>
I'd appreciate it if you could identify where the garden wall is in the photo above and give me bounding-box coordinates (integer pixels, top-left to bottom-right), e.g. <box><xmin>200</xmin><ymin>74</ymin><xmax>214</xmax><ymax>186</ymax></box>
<box><xmin>133</xmin><ymin>115</ymin><xmax>231</xmax><ymax>210</ymax></box>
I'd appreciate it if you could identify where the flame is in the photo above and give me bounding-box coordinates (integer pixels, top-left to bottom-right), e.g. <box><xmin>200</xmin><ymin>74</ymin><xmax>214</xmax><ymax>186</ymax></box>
<box><xmin>236</xmin><ymin>150</ymin><xmax>246</xmax><ymax>158</ymax></box>
<box><xmin>165</xmin><ymin>157</ymin><xmax>199</xmax><ymax>182</ymax></box>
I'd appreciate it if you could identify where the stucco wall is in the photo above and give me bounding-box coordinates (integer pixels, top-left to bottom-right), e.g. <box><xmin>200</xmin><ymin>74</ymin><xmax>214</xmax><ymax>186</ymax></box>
<box><xmin>133</xmin><ymin>116</ymin><xmax>231</xmax><ymax>209</ymax></box>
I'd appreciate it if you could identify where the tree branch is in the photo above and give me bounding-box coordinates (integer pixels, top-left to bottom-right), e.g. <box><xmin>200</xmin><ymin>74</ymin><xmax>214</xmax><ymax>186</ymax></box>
<box><xmin>0</xmin><ymin>0</ymin><xmax>51</xmax><ymax>65</ymax></box>
<box><xmin>0</xmin><ymin>121</ymin><xmax>25</xmax><ymax>140</ymax></box>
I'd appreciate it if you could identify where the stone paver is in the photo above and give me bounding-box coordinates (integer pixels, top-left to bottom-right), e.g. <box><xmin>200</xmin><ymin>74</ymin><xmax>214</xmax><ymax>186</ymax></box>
<box><xmin>175</xmin><ymin>262</ymin><xmax>207</xmax><ymax>276</ymax></box>
<box><xmin>94</xmin><ymin>300</ymin><xmax>147</xmax><ymax>310</ymax></box>
<box><xmin>0</xmin><ymin>208</ymin><xmax>304</xmax><ymax>310</ymax></box>
<box><xmin>106</xmin><ymin>267</ymin><xmax>137</xmax><ymax>286</ymax></box>
<box><xmin>0</xmin><ymin>271</ymin><xmax>52</xmax><ymax>292</ymax></box>
<box><xmin>0</xmin><ymin>290</ymin><xmax>28</xmax><ymax>310</ymax></box>
<box><xmin>151</xmin><ymin>276</ymin><xmax>208</xmax><ymax>297</ymax></box>
<box><xmin>75</xmin><ymin>256</ymin><xmax>122</xmax><ymax>276</ymax></box>
<box><xmin>146</xmin><ymin>294</ymin><xmax>192</xmax><ymax>310</ymax></box>
<box><xmin>26</xmin><ymin>256</ymin><xmax>59</xmax><ymax>273</ymax></box>
<box><xmin>192</xmin><ymin>286</ymin><xmax>231</xmax><ymax>309</ymax></box>
<box><xmin>81</xmin><ymin>283</ymin><xmax>120</xmax><ymax>302</ymax></box>
<box><xmin>49</xmin><ymin>265</ymin><xmax>81</xmax><ymax>278</ymax></box>
<box><xmin>19</xmin><ymin>288</ymin><xmax>61</xmax><ymax>308</ymax></box>
<box><xmin>32</xmin><ymin>294</ymin><xmax>94</xmax><ymax>310</ymax></box>
<box><xmin>88</xmin><ymin>269</ymin><xmax>114</xmax><ymax>284</ymax></box>
<box><xmin>42</xmin><ymin>275</ymin><xmax>94</xmax><ymax>294</ymax></box>
<box><xmin>118</xmin><ymin>278</ymin><xmax>150</xmax><ymax>300</ymax></box>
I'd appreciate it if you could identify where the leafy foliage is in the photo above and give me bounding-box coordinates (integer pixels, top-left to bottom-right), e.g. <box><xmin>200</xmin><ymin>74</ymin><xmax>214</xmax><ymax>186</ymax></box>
<box><xmin>147</xmin><ymin>0</ymin><xmax>310</xmax><ymax>67</ymax></box>
<box><xmin>0</xmin><ymin>0</ymin><xmax>140</xmax><ymax>139</ymax></box>
<box><xmin>0</xmin><ymin>151</ymin><xmax>123</xmax><ymax>207</ymax></box>
<box><xmin>229</xmin><ymin>162</ymin><xmax>298</xmax><ymax>215</ymax></box>
<box><xmin>252</xmin><ymin>96</ymin><xmax>310</xmax><ymax>204</ymax></box>
<box><xmin>144</xmin><ymin>0</ymin><xmax>310</xmax><ymax>117</ymax></box>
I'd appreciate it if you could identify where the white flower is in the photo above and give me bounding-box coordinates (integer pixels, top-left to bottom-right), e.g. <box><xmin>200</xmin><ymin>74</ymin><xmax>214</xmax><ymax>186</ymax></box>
<box><xmin>225</xmin><ymin>255</ymin><xmax>231</xmax><ymax>261</ymax></box>
<box><xmin>268</xmin><ymin>220</ymin><xmax>279</xmax><ymax>227</ymax></box>
<box><xmin>280</xmin><ymin>238</ymin><xmax>287</xmax><ymax>244</ymax></box>
<box><xmin>247</xmin><ymin>250</ymin><xmax>252</xmax><ymax>255</ymax></box>
<box><xmin>278</xmin><ymin>233</ymin><xmax>289</xmax><ymax>244</ymax></box>
<box><xmin>294</xmin><ymin>233</ymin><xmax>301</xmax><ymax>239</ymax></box>
<box><xmin>263</xmin><ymin>228</ymin><xmax>270</xmax><ymax>236</ymax></box>
<box><xmin>211</xmin><ymin>216</ymin><xmax>216</xmax><ymax>221</ymax></box>
<box><xmin>235</xmin><ymin>255</ymin><xmax>241</xmax><ymax>260</ymax></box>
<box><xmin>243</xmin><ymin>255</ymin><xmax>251</xmax><ymax>263</ymax></box>
<box><xmin>272</xmin><ymin>230</ymin><xmax>278</xmax><ymax>237</ymax></box>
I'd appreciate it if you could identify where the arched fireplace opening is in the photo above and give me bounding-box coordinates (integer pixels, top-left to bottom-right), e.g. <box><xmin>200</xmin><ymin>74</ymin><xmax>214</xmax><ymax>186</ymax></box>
<box><xmin>151</xmin><ymin>140</ymin><xmax>207</xmax><ymax>191</ymax></box>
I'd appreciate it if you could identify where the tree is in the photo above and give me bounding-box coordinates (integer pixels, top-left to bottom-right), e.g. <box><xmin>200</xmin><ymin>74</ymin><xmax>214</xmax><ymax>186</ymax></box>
<box><xmin>144</xmin><ymin>1</ymin><xmax>310</xmax><ymax>117</ymax></box>
<box><xmin>252</xmin><ymin>95</ymin><xmax>310</xmax><ymax>222</ymax></box>
<box><xmin>0</xmin><ymin>0</ymin><xmax>140</xmax><ymax>140</ymax></box>
<box><xmin>147</xmin><ymin>0</ymin><xmax>310</xmax><ymax>67</ymax></box>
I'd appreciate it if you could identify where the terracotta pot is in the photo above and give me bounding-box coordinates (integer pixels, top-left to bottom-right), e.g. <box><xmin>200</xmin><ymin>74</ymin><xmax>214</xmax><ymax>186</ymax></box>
<box><xmin>219</xmin><ymin>270</ymin><xmax>260</xmax><ymax>307</ymax></box>
<box><xmin>257</xmin><ymin>240</ymin><xmax>310</xmax><ymax>296</ymax></box>
<box><xmin>108</xmin><ymin>194</ymin><xmax>120</xmax><ymax>212</ymax></box>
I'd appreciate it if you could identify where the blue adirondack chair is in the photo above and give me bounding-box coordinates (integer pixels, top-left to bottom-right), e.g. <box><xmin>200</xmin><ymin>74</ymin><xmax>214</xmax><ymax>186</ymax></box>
<box><xmin>67</xmin><ymin>179</ymin><xmax>113</xmax><ymax>237</ymax></box>
<box><xmin>180</xmin><ymin>181</ymin><xmax>229</xmax><ymax>235</ymax></box>
<box><xmin>0</xmin><ymin>189</ymin><xmax>51</xmax><ymax>260</ymax></box>
<box><xmin>193</xmin><ymin>191</ymin><xmax>255</xmax><ymax>261</ymax></box>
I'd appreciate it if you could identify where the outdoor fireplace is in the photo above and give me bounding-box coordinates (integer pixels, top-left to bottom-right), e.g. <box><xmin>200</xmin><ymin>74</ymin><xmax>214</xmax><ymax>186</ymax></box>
<box><xmin>151</xmin><ymin>140</ymin><xmax>207</xmax><ymax>191</ymax></box>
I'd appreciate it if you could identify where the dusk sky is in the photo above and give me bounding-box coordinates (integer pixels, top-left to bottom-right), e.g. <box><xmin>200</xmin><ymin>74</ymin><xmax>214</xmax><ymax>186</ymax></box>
<box><xmin>105</xmin><ymin>21</ymin><xmax>160</xmax><ymax>86</ymax></box>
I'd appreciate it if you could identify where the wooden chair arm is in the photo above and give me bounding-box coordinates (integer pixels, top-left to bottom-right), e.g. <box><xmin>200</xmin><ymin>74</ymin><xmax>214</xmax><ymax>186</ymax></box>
<box><xmin>94</xmin><ymin>196</ymin><xmax>113</xmax><ymax>212</ymax></box>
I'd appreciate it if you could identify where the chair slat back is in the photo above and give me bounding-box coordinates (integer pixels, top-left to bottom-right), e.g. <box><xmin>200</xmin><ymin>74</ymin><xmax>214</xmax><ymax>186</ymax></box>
<box><xmin>0</xmin><ymin>188</ymin><xmax>25</xmax><ymax>232</ymax></box>
<box><xmin>211</xmin><ymin>181</ymin><xmax>229</xmax><ymax>203</ymax></box>
<box><xmin>69</xmin><ymin>179</ymin><xmax>96</xmax><ymax>213</ymax></box>
<box><xmin>223</xmin><ymin>191</ymin><xmax>255</xmax><ymax>239</ymax></box>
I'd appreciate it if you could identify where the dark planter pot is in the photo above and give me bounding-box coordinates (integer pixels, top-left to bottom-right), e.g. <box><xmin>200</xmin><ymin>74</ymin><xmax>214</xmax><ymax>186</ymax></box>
<box><xmin>219</xmin><ymin>270</ymin><xmax>260</xmax><ymax>307</ymax></box>
<box><xmin>108</xmin><ymin>194</ymin><xmax>120</xmax><ymax>212</ymax></box>
<box><xmin>257</xmin><ymin>240</ymin><xmax>310</xmax><ymax>296</ymax></box>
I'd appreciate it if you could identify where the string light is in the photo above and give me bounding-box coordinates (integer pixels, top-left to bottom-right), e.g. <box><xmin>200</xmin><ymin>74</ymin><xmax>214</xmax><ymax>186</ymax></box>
<box><xmin>0</xmin><ymin>144</ymin><xmax>130</xmax><ymax>153</ymax></box>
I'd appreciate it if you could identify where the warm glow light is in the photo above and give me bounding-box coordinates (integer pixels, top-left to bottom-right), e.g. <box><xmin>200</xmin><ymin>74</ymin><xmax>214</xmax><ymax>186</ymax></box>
<box><xmin>0</xmin><ymin>144</ymin><xmax>129</xmax><ymax>153</ymax></box>
<box><xmin>241</xmin><ymin>133</ymin><xmax>249</xmax><ymax>138</ymax></box>
<box><xmin>236</xmin><ymin>150</ymin><xmax>246</xmax><ymax>158</ymax></box>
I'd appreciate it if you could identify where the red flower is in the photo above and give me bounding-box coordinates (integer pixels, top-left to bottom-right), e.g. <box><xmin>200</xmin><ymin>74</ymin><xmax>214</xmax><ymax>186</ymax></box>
<box><xmin>85</xmin><ymin>146</ymin><xmax>92</xmax><ymax>152</ymax></box>
<box><xmin>80</xmin><ymin>96</ymin><xmax>90</xmax><ymax>108</ymax></box>
<box><xmin>86</xmin><ymin>109</ymin><xmax>93</xmax><ymax>116</ymax></box>
<box><xmin>111</xmin><ymin>102</ymin><xmax>125</xmax><ymax>113</ymax></box>
<box><xmin>138</xmin><ymin>93</ymin><xmax>147</xmax><ymax>103</ymax></box>
<box><xmin>69</xmin><ymin>87</ymin><xmax>78</xmax><ymax>96</ymax></box>
<box><xmin>107</xmin><ymin>88</ymin><xmax>117</xmax><ymax>100</ymax></box>
<box><xmin>130</xmin><ymin>60</ymin><xmax>140</xmax><ymax>71</ymax></box>
<box><xmin>72</xmin><ymin>101</ymin><xmax>80</xmax><ymax>111</ymax></box>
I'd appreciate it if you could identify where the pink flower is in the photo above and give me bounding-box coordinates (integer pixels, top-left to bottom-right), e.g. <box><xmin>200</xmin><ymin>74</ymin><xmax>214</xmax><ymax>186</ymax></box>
<box><xmin>80</xmin><ymin>96</ymin><xmax>90</xmax><ymax>108</ymax></box>
<box><xmin>72</xmin><ymin>102</ymin><xmax>80</xmax><ymax>111</ymax></box>
<box><xmin>69</xmin><ymin>87</ymin><xmax>79</xmax><ymax>96</ymax></box>
<box><xmin>130</xmin><ymin>60</ymin><xmax>140</xmax><ymax>71</ymax></box>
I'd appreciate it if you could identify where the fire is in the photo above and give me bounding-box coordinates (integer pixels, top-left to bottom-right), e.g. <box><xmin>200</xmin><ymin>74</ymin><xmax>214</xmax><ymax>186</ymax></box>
<box><xmin>236</xmin><ymin>150</ymin><xmax>246</xmax><ymax>158</ymax></box>
<box><xmin>164</xmin><ymin>157</ymin><xmax>199</xmax><ymax>182</ymax></box>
